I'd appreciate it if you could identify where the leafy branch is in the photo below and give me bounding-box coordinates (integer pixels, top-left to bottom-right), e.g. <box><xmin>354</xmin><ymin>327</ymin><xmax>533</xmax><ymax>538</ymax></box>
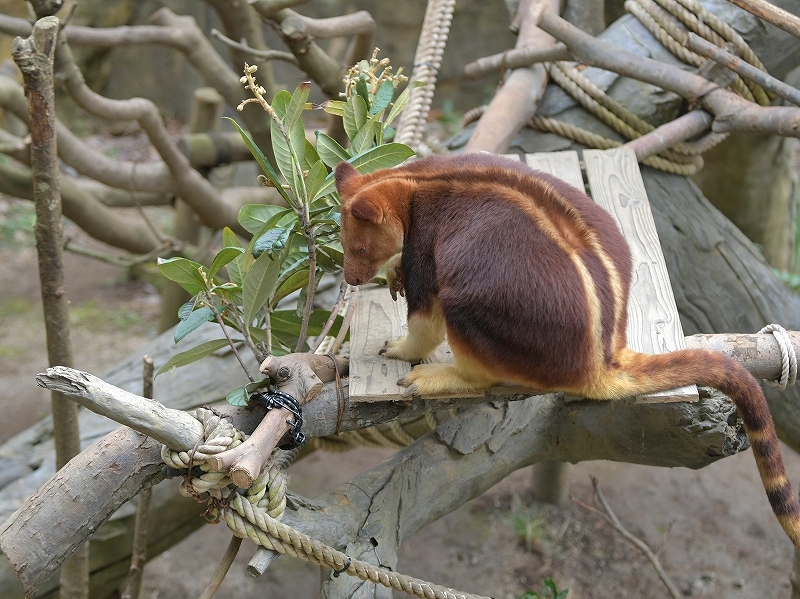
<box><xmin>156</xmin><ymin>50</ymin><xmax>417</xmax><ymax>408</ymax></box>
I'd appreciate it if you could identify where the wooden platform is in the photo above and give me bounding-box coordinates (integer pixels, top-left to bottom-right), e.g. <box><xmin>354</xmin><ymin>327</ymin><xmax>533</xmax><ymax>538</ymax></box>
<box><xmin>348</xmin><ymin>148</ymin><xmax>698</xmax><ymax>404</ymax></box>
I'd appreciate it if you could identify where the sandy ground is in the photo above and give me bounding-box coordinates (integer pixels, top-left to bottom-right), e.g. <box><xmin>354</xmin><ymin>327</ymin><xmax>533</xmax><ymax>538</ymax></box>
<box><xmin>0</xmin><ymin>202</ymin><xmax>798</xmax><ymax>599</ymax></box>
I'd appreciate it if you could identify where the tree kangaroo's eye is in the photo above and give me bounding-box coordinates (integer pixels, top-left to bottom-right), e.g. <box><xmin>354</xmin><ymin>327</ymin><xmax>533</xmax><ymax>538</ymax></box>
<box><xmin>358</xmin><ymin>247</ymin><xmax>366</xmax><ymax>254</ymax></box>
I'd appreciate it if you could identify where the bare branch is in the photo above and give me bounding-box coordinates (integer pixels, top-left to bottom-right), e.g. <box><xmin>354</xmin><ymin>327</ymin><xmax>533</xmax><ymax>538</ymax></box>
<box><xmin>209</xmin><ymin>28</ymin><xmax>299</xmax><ymax>65</ymax></box>
<box><xmin>537</xmin><ymin>9</ymin><xmax>800</xmax><ymax>138</ymax></box>
<box><xmin>465</xmin><ymin>0</ymin><xmax>562</xmax><ymax>153</ymax></box>
<box><xmin>622</xmin><ymin>110</ymin><xmax>713</xmax><ymax>160</ymax></box>
<box><xmin>686</xmin><ymin>32</ymin><xmax>800</xmax><ymax>106</ymax></box>
<box><xmin>464</xmin><ymin>44</ymin><xmax>572</xmax><ymax>79</ymax></box>
<box><xmin>54</xmin><ymin>32</ymin><xmax>240</xmax><ymax>230</ymax></box>
<box><xmin>727</xmin><ymin>0</ymin><xmax>800</xmax><ymax>39</ymax></box>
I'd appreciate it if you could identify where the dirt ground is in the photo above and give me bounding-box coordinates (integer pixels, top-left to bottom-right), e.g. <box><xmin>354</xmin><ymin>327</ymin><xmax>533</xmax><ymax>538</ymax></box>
<box><xmin>1</xmin><ymin>200</ymin><xmax>799</xmax><ymax>599</ymax></box>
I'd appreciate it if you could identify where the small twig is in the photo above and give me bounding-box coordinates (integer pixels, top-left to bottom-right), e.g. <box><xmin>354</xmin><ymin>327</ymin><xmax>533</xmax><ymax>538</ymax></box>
<box><xmin>207</xmin><ymin>297</ymin><xmax>255</xmax><ymax>382</ymax></box>
<box><xmin>309</xmin><ymin>280</ymin><xmax>348</xmax><ymax>353</ymax></box>
<box><xmin>63</xmin><ymin>237</ymin><xmax>175</xmax><ymax>267</ymax></box>
<box><xmin>587</xmin><ymin>475</ymin><xmax>682</xmax><ymax>599</ymax></box>
<box><xmin>209</xmin><ymin>28</ymin><xmax>300</xmax><ymax>65</ymax></box>
<box><xmin>295</xmin><ymin>230</ymin><xmax>317</xmax><ymax>352</ymax></box>
<box><xmin>330</xmin><ymin>285</ymin><xmax>359</xmax><ymax>355</ymax></box>
<box><xmin>119</xmin><ymin>357</ymin><xmax>155</xmax><ymax>599</ymax></box>
<box><xmin>197</xmin><ymin>535</ymin><xmax>243</xmax><ymax>599</ymax></box>
<box><xmin>220</xmin><ymin>299</ymin><xmax>263</xmax><ymax>363</ymax></box>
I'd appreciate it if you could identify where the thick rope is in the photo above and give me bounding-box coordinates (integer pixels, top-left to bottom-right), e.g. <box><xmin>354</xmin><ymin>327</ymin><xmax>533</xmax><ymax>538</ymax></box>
<box><xmin>394</xmin><ymin>0</ymin><xmax>456</xmax><ymax>151</ymax></box>
<box><xmin>759</xmin><ymin>324</ymin><xmax>798</xmax><ymax>391</ymax></box>
<box><xmin>163</xmin><ymin>409</ymin><xmax>489</xmax><ymax>599</ymax></box>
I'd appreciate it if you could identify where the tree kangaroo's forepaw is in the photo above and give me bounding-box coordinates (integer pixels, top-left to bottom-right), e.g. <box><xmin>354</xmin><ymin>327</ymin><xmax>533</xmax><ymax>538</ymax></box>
<box><xmin>379</xmin><ymin>336</ymin><xmax>420</xmax><ymax>361</ymax></box>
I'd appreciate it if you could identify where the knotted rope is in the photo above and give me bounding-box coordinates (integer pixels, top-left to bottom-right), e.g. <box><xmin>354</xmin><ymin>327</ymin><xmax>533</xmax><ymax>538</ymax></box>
<box><xmin>162</xmin><ymin>407</ymin><xmax>491</xmax><ymax>599</ymax></box>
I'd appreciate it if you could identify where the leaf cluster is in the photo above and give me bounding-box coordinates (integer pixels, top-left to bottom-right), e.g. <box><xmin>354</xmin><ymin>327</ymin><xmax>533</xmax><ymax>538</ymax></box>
<box><xmin>155</xmin><ymin>64</ymin><xmax>416</xmax><ymax>406</ymax></box>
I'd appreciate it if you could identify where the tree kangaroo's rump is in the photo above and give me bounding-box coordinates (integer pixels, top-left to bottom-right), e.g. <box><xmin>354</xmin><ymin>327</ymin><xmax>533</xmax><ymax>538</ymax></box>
<box><xmin>335</xmin><ymin>153</ymin><xmax>800</xmax><ymax>548</ymax></box>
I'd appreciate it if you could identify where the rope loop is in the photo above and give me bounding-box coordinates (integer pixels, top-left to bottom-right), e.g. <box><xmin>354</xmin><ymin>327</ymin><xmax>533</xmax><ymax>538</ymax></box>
<box><xmin>758</xmin><ymin>324</ymin><xmax>798</xmax><ymax>391</ymax></box>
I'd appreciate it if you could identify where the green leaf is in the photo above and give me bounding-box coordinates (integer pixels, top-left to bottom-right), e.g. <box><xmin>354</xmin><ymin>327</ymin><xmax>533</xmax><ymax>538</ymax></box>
<box><xmin>370</xmin><ymin>81</ymin><xmax>394</xmax><ymax>116</ymax></box>
<box><xmin>313</xmin><ymin>143</ymin><xmax>416</xmax><ymax>201</ymax></box>
<box><xmin>178</xmin><ymin>298</ymin><xmax>195</xmax><ymax>321</ymax></box>
<box><xmin>222</xmin><ymin>227</ymin><xmax>243</xmax><ymax>249</ymax></box>
<box><xmin>273</xmin><ymin>266</ymin><xmax>310</xmax><ymax>304</ymax></box>
<box><xmin>271</xmin><ymin>307</ymin><xmax>337</xmax><ymax>336</ymax></box>
<box><xmin>303</xmin><ymin>139</ymin><xmax>320</xmax><ymax>171</ymax></box>
<box><xmin>174</xmin><ymin>306</ymin><xmax>215</xmax><ymax>343</ymax></box>
<box><xmin>238</xmin><ymin>205</ymin><xmax>292</xmax><ymax>236</ymax></box>
<box><xmin>222</xmin><ymin>227</ymin><xmax>245</xmax><ymax>285</ymax></box>
<box><xmin>157</xmin><ymin>257</ymin><xmax>206</xmax><ymax>295</ymax></box>
<box><xmin>155</xmin><ymin>339</ymin><xmax>230</xmax><ymax>377</ymax></box>
<box><xmin>271</xmin><ymin>89</ymin><xmax>291</xmax><ymax>119</ymax></box>
<box><xmin>243</xmin><ymin>254</ymin><xmax>282</xmax><ymax>325</ymax></box>
<box><xmin>351</xmin><ymin>112</ymin><xmax>381</xmax><ymax>154</ymax></box>
<box><xmin>286</xmin><ymin>82</ymin><xmax>311</xmax><ymax>129</ymax></box>
<box><xmin>209</xmin><ymin>247</ymin><xmax>244</xmax><ymax>278</ymax></box>
<box><xmin>316</xmin><ymin>132</ymin><xmax>350</xmax><ymax>169</ymax></box>
<box><xmin>385</xmin><ymin>81</ymin><xmax>424</xmax><ymax>128</ymax></box>
<box><xmin>226</xmin><ymin>378</ymin><xmax>271</xmax><ymax>407</ymax></box>
<box><xmin>355</xmin><ymin>74</ymin><xmax>370</xmax><ymax>106</ymax></box>
<box><xmin>253</xmin><ymin>224</ymin><xmax>294</xmax><ymax>260</ymax></box>
<box><xmin>343</xmin><ymin>95</ymin><xmax>368</xmax><ymax>141</ymax></box>
<box><xmin>226</xmin><ymin>387</ymin><xmax>249</xmax><ymax>407</ymax></box>
<box><xmin>224</xmin><ymin>117</ymin><xmax>292</xmax><ymax>207</ymax></box>
<box><xmin>319</xmin><ymin>99</ymin><xmax>346</xmax><ymax>117</ymax></box>
<box><xmin>304</xmin><ymin>160</ymin><xmax>328</xmax><ymax>203</ymax></box>
<box><xmin>271</xmin><ymin>119</ymin><xmax>298</xmax><ymax>196</ymax></box>
<box><xmin>317</xmin><ymin>242</ymin><xmax>343</xmax><ymax>271</ymax></box>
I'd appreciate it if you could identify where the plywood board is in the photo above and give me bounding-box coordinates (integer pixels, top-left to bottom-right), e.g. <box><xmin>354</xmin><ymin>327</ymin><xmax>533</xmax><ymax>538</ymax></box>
<box><xmin>583</xmin><ymin>148</ymin><xmax>698</xmax><ymax>403</ymax></box>
<box><xmin>526</xmin><ymin>150</ymin><xmax>584</xmax><ymax>191</ymax></box>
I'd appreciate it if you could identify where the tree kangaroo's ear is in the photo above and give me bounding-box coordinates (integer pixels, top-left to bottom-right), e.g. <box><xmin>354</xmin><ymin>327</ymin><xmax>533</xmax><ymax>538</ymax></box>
<box><xmin>348</xmin><ymin>194</ymin><xmax>384</xmax><ymax>224</ymax></box>
<box><xmin>335</xmin><ymin>162</ymin><xmax>361</xmax><ymax>197</ymax></box>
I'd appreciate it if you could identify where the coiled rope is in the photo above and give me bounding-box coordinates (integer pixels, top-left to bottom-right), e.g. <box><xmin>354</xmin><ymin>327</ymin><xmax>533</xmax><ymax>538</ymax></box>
<box><xmin>465</xmin><ymin>0</ymin><xmax>773</xmax><ymax>174</ymax></box>
<box><xmin>759</xmin><ymin>324</ymin><xmax>798</xmax><ymax>391</ymax></box>
<box><xmin>163</xmin><ymin>407</ymin><xmax>489</xmax><ymax>599</ymax></box>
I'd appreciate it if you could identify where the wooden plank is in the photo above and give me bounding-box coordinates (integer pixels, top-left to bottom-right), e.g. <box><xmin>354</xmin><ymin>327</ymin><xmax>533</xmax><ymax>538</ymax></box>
<box><xmin>525</xmin><ymin>151</ymin><xmax>583</xmax><ymax>191</ymax></box>
<box><xmin>583</xmin><ymin>148</ymin><xmax>698</xmax><ymax>403</ymax></box>
<box><xmin>348</xmin><ymin>285</ymin><xmax>411</xmax><ymax>402</ymax></box>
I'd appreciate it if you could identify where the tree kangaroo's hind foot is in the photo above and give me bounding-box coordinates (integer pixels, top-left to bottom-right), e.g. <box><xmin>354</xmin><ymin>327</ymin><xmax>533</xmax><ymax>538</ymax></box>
<box><xmin>398</xmin><ymin>362</ymin><xmax>497</xmax><ymax>397</ymax></box>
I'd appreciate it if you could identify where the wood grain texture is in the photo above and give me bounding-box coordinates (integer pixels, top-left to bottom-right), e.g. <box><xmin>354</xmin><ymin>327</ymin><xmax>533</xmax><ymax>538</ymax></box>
<box><xmin>583</xmin><ymin>148</ymin><xmax>698</xmax><ymax>402</ymax></box>
<box><xmin>348</xmin><ymin>284</ymin><xmax>411</xmax><ymax>401</ymax></box>
<box><xmin>525</xmin><ymin>150</ymin><xmax>584</xmax><ymax>191</ymax></box>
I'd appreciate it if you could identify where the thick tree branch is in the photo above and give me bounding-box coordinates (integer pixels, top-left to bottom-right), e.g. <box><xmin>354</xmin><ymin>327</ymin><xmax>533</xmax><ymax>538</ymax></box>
<box><xmin>727</xmin><ymin>0</ymin><xmax>800</xmax><ymax>39</ymax></box>
<box><xmin>0</xmin><ymin>160</ymin><xmax>163</xmax><ymax>254</ymax></box>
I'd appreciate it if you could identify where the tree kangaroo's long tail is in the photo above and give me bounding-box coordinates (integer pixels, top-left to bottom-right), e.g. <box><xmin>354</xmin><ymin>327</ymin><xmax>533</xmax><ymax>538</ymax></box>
<box><xmin>619</xmin><ymin>348</ymin><xmax>800</xmax><ymax>548</ymax></box>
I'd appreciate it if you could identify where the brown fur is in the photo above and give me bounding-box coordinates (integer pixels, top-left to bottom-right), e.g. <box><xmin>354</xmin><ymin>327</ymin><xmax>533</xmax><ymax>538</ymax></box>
<box><xmin>335</xmin><ymin>153</ymin><xmax>800</xmax><ymax>548</ymax></box>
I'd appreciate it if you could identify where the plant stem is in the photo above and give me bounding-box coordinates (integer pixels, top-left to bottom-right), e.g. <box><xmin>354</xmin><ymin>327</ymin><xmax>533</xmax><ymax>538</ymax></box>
<box><xmin>309</xmin><ymin>280</ymin><xmax>348</xmax><ymax>353</ymax></box>
<box><xmin>295</xmin><ymin>227</ymin><xmax>317</xmax><ymax>351</ymax></box>
<box><xmin>208</xmin><ymin>296</ymin><xmax>255</xmax><ymax>382</ymax></box>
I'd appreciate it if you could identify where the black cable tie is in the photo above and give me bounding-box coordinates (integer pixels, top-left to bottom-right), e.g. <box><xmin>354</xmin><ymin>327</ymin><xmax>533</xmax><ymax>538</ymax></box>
<box><xmin>250</xmin><ymin>387</ymin><xmax>306</xmax><ymax>450</ymax></box>
<box><xmin>332</xmin><ymin>556</ymin><xmax>352</xmax><ymax>578</ymax></box>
